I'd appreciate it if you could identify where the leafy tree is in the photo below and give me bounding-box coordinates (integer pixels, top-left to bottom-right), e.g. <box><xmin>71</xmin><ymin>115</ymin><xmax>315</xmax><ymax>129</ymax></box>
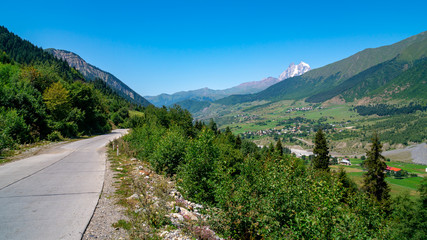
<box><xmin>313</xmin><ymin>129</ymin><xmax>330</xmax><ymax>171</ymax></box>
<box><xmin>363</xmin><ymin>132</ymin><xmax>390</xmax><ymax>205</ymax></box>
<box><xmin>43</xmin><ymin>81</ymin><xmax>71</xmax><ymax>120</ymax></box>
<box><xmin>0</xmin><ymin>108</ymin><xmax>30</xmax><ymax>151</ymax></box>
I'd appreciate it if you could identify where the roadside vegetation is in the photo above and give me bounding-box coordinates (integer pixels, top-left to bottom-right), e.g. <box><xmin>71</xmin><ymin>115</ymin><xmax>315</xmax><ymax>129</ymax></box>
<box><xmin>110</xmin><ymin>105</ymin><xmax>425</xmax><ymax>239</ymax></box>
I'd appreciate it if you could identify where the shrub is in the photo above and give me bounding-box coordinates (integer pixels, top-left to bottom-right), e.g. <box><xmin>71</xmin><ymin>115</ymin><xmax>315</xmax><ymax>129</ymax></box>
<box><xmin>150</xmin><ymin>126</ymin><xmax>187</xmax><ymax>175</ymax></box>
<box><xmin>47</xmin><ymin>131</ymin><xmax>64</xmax><ymax>141</ymax></box>
<box><xmin>177</xmin><ymin>129</ymin><xmax>219</xmax><ymax>204</ymax></box>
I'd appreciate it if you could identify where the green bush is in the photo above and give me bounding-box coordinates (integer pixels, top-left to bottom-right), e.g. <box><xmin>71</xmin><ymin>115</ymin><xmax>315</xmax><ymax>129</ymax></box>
<box><xmin>177</xmin><ymin>129</ymin><xmax>219</xmax><ymax>204</ymax></box>
<box><xmin>150</xmin><ymin>126</ymin><xmax>187</xmax><ymax>175</ymax></box>
<box><xmin>47</xmin><ymin>131</ymin><xmax>64</xmax><ymax>141</ymax></box>
<box><xmin>0</xmin><ymin>108</ymin><xmax>30</xmax><ymax>153</ymax></box>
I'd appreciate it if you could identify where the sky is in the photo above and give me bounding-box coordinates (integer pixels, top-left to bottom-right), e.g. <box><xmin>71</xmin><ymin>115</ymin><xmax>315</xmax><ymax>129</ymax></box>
<box><xmin>1</xmin><ymin>0</ymin><xmax>426</xmax><ymax>96</ymax></box>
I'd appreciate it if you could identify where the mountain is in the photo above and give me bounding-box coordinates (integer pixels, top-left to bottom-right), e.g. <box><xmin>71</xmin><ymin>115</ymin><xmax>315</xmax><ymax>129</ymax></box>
<box><xmin>146</xmin><ymin>62</ymin><xmax>310</xmax><ymax>107</ymax></box>
<box><xmin>46</xmin><ymin>48</ymin><xmax>151</xmax><ymax>106</ymax></box>
<box><xmin>216</xmin><ymin>31</ymin><xmax>427</xmax><ymax>105</ymax></box>
<box><xmin>279</xmin><ymin>62</ymin><xmax>311</xmax><ymax>80</ymax></box>
<box><xmin>306</xmin><ymin>37</ymin><xmax>427</xmax><ymax>103</ymax></box>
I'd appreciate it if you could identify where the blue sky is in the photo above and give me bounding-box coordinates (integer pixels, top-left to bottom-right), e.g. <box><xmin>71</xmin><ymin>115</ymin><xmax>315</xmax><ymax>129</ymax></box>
<box><xmin>1</xmin><ymin>0</ymin><xmax>426</xmax><ymax>95</ymax></box>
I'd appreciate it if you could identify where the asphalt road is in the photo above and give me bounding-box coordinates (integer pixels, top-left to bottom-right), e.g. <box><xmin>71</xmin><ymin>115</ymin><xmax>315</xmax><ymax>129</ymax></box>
<box><xmin>0</xmin><ymin>129</ymin><xmax>128</xmax><ymax>240</ymax></box>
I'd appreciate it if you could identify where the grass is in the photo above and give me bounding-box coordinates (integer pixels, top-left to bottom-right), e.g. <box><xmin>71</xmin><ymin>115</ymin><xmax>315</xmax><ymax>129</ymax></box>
<box><xmin>386</xmin><ymin>162</ymin><xmax>427</xmax><ymax>175</ymax></box>
<box><xmin>335</xmin><ymin>158</ymin><xmax>425</xmax><ymax>199</ymax></box>
<box><xmin>386</xmin><ymin>177</ymin><xmax>424</xmax><ymax>190</ymax></box>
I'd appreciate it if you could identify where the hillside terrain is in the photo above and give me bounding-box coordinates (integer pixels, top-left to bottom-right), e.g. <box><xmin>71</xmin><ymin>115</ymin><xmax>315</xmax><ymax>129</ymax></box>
<box><xmin>46</xmin><ymin>48</ymin><xmax>151</xmax><ymax>106</ymax></box>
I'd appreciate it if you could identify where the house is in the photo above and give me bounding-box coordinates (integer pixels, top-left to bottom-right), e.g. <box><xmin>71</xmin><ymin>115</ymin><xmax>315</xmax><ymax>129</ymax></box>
<box><xmin>340</xmin><ymin>158</ymin><xmax>351</xmax><ymax>166</ymax></box>
<box><xmin>386</xmin><ymin>166</ymin><xmax>402</xmax><ymax>172</ymax></box>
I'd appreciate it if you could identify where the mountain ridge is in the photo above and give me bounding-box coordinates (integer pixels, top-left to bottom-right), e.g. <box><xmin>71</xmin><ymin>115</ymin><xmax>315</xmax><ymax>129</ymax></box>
<box><xmin>146</xmin><ymin>62</ymin><xmax>310</xmax><ymax>107</ymax></box>
<box><xmin>46</xmin><ymin>48</ymin><xmax>151</xmax><ymax>106</ymax></box>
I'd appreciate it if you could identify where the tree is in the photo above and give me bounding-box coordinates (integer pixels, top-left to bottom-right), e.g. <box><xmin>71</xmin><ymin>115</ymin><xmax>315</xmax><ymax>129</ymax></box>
<box><xmin>337</xmin><ymin>166</ymin><xmax>357</xmax><ymax>203</ymax></box>
<box><xmin>363</xmin><ymin>132</ymin><xmax>390</xmax><ymax>204</ymax></box>
<box><xmin>43</xmin><ymin>81</ymin><xmax>71</xmax><ymax>120</ymax></box>
<box><xmin>313</xmin><ymin>129</ymin><xmax>330</xmax><ymax>171</ymax></box>
<box><xmin>275</xmin><ymin>138</ymin><xmax>283</xmax><ymax>155</ymax></box>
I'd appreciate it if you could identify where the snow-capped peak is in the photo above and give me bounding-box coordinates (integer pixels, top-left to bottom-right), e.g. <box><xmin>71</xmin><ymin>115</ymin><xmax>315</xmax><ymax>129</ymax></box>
<box><xmin>278</xmin><ymin>62</ymin><xmax>311</xmax><ymax>81</ymax></box>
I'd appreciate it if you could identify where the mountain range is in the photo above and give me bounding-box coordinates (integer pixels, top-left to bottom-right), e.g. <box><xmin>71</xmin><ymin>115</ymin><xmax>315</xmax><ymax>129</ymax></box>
<box><xmin>46</xmin><ymin>48</ymin><xmax>151</xmax><ymax>106</ymax></box>
<box><xmin>215</xmin><ymin>31</ymin><xmax>427</xmax><ymax>106</ymax></box>
<box><xmin>145</xmin><ymin>62</ymin><xmax>311</xmax><ymax>107</ymax></box>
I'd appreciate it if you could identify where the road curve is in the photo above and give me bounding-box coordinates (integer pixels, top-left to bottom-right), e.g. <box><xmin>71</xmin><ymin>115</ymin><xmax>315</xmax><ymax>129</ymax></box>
<box><xmin>0</xmin><ymin>129</ymin><xmax>128</xmax><ymax>240</ymax></box>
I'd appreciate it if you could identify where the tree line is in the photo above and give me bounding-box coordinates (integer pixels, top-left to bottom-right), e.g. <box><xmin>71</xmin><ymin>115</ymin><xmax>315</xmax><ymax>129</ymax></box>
<box><xmin>354</xmin><ymin>103</ymin><xmax>427</xmax><ymax>116</ymax></box>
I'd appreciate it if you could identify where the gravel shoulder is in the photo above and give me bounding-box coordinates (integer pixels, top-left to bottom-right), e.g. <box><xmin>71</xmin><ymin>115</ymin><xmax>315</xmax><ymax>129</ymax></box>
<box><xmin>83</xmin><ymin>149</ymin><xmax>129</xmax><ymax>240</ymax></box>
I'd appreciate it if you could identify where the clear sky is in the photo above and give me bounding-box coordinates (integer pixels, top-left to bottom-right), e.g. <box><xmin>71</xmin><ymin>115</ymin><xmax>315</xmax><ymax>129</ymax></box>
<box><xmin>1</xmin><ymin>0</ymin><xmax>426</xmax><ymax>96</ymax></box>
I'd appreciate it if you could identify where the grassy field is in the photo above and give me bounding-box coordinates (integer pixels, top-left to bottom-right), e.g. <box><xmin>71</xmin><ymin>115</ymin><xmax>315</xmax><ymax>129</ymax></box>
<box><xmin>331</xmin><ymin>158</ymin><xmax>425</xmax><ymax>199</ymax></box>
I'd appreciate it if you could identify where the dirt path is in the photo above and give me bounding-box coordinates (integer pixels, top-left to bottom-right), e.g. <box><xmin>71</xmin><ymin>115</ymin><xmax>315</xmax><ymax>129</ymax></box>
<box><xmin>383</xmin><ymin>142</ymin><xmax>427</xmax><ymax>165</ymax></box>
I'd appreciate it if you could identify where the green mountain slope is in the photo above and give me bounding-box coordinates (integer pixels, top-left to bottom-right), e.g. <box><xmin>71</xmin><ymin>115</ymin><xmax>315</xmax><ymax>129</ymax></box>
<box><xmin>370</xmin><ymin>58</ymin><xmax>427</xmax><ymax>101</ymax></box>
<box><xmin>216</xmin><ymin>31</ymin><xmax>427</xmax><ymax>105</ymax></box>
<box><xmin>307</xmin><ymin>38</ymin><xmax>427</xmax><ymax>103</ymax></box>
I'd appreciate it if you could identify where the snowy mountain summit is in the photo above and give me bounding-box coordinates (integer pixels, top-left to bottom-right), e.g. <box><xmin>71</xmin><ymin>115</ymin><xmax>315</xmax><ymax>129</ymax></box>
<box><xmin>279</xmin><ymin>61</ymin><xmax>311</xmax><ymax>80</ymax></box>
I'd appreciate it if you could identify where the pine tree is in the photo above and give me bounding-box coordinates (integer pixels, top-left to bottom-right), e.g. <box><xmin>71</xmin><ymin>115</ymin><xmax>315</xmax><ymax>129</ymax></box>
<box><xmin>275</xmin><ymin>138</ymin><xmax>283</xmax><ymax>155</ymax></box>
<box><xmin>313</xmin><ymin>129</ymin><xmax>330</xmax><ymax>171</ymax></box>
<box><xmin>235</xmin><ymin>135</ymin><xmax>242</xmax><ymax>148</ymax></box>
<box><xmin>363</xmin><ymin>132</ymin><xmax>390</xmax><ymax>203</ymax></box>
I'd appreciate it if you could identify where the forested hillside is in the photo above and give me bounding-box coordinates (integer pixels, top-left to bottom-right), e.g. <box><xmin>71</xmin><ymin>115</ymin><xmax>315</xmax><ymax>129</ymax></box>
<box><xmin>0</xmin><ymin>26</ymin><xmax>142</xmax><ymax>155</ymax></box>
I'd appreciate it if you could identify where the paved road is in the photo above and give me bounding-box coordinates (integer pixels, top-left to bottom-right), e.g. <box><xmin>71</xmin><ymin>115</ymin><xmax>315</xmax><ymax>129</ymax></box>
<box><xmin>0</xmin><ymin>129</ymin><xmax>127</xmax><ymax>240</ymax></box>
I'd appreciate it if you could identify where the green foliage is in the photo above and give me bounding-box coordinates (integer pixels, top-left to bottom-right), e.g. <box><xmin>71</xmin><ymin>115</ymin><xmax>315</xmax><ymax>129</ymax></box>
<box><xmin>177</xmin><ymin>129</ymin><xmax>219</xmax><ymax>204</ymax></box>
<box><xmin>313</xmin><ymin>129</ymin><xmax>330</xmax><ymax>171</ymax></box>
<box><xmin>0</xmin><ymin>108</ymin><xmax>30</xmax><ymax>152</ymax></box>
<box><xmin>47</xmin><ymin>131</ymin><xmax>64</xmax><ymax>142</ymax></box>
<box><xmin>307</xmin><ymin>58</ymin><xmax>408</xmax><ymax>102</ymax></box>
<box><xmin>176</xmin><ymin>99</ymin><xmax>211</xmax><ymax>113</ymax></box>
<box><xmin>363</xmin><ymin>132</ymin><xmax>390</xmax><ymax>205</ymax></box>
<box><xmin>122</xmin><ymin>106</ymin><xmax>417</xmax><ymax>239</ymax></box>
<box><xmin>389</xmin><ymin>179</ymin><xmax>427</xmax><ymax>240</ymax></box>
<box><xmin>43</xmin><ymin>81</ymin><xmax>71</xmax><ymax>120</ymax></box>
<box><xmin>151</xmin><ymin>126</ymin><xmax>187</xmax><ymax>176</ymax></box>
<box><xmin>354</xmin><ymin>103</ymin><xmax>426</xmax><ymax>116</ymax></box>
